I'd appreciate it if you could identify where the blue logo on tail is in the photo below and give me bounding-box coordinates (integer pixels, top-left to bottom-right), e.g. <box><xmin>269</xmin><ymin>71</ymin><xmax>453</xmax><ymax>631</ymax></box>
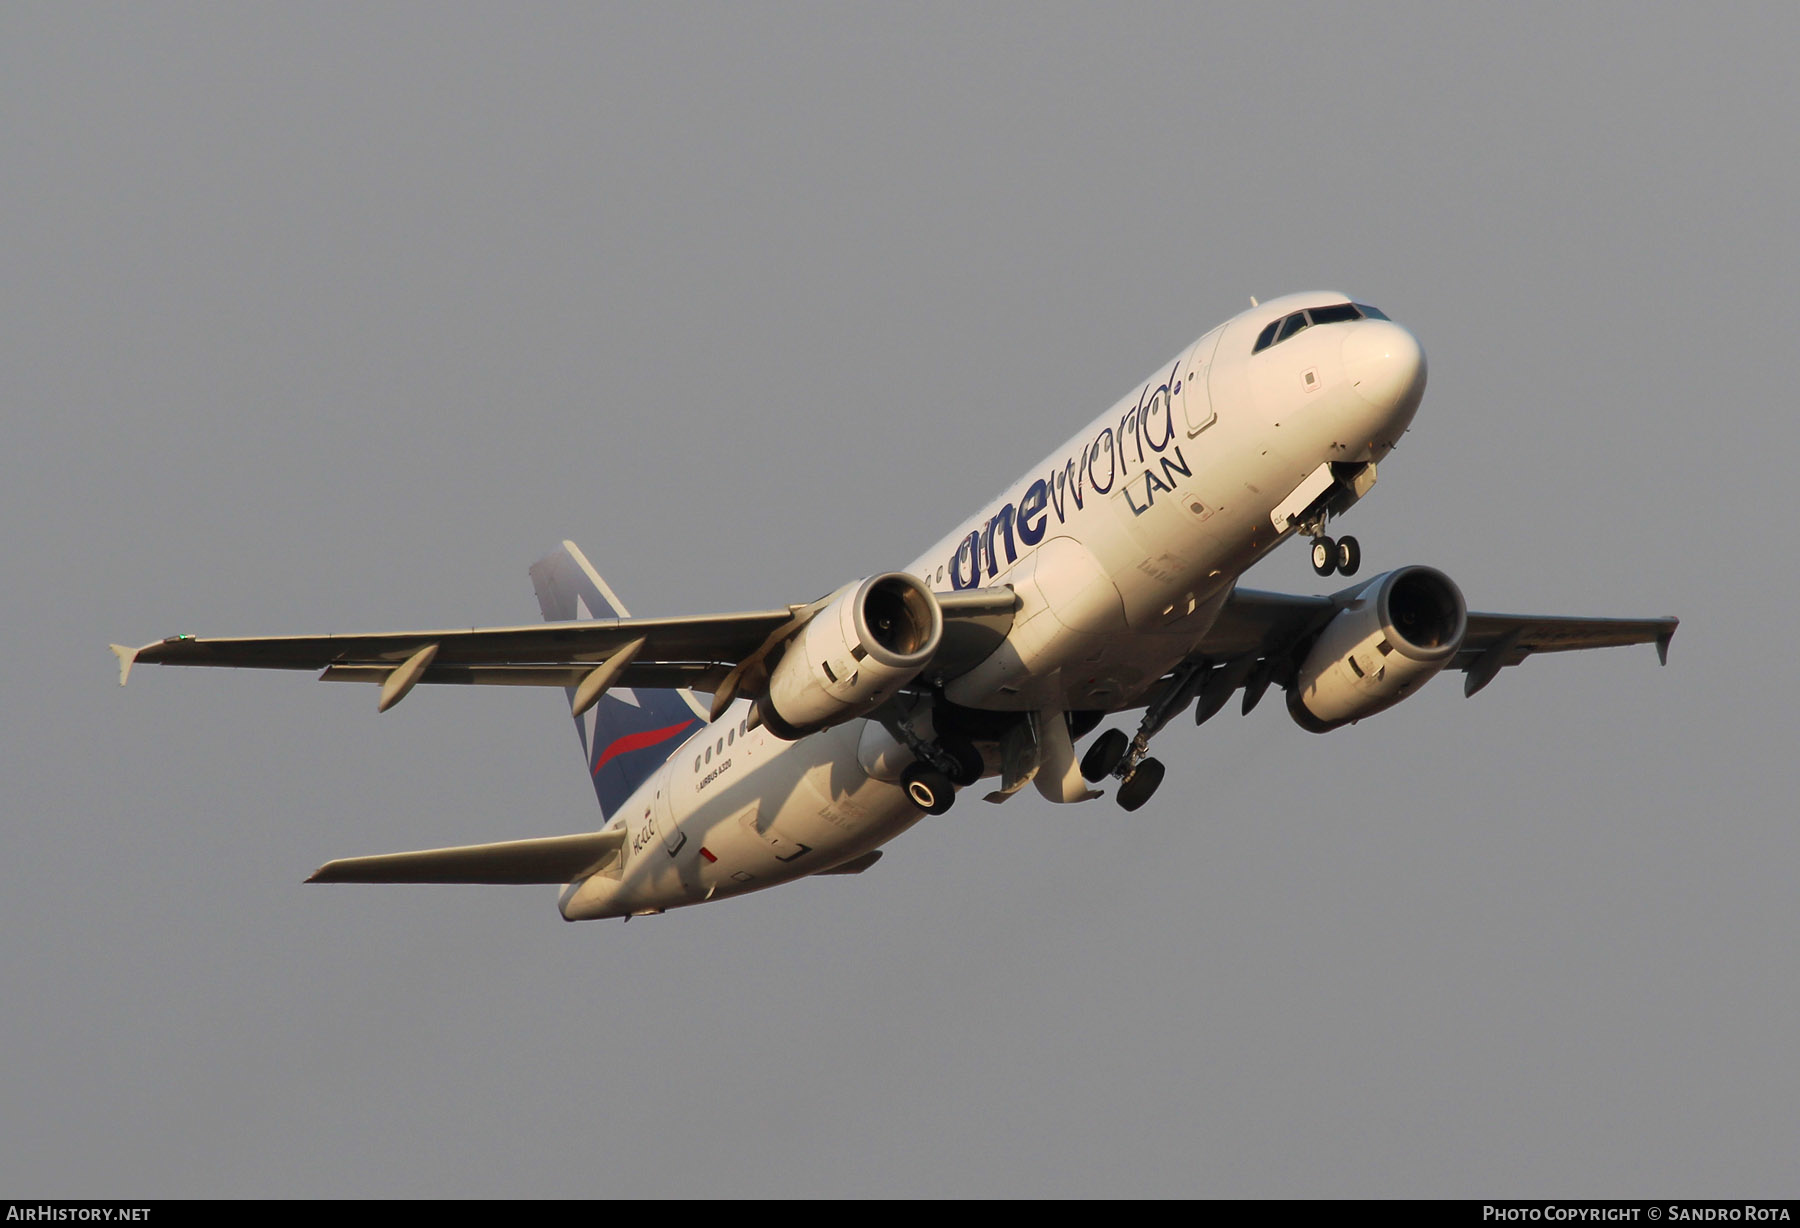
<box><xmin>530</xmin><ymin>542</ymin><xmax>707</xmax><ymax>819</ymax></box>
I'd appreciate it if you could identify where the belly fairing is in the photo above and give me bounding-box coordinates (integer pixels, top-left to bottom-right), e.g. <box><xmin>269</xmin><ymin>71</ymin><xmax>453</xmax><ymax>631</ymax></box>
<box><xmin>562</xmin><ymin>719</ymin><xmax>925</xmax><ymax>918</ymax></box>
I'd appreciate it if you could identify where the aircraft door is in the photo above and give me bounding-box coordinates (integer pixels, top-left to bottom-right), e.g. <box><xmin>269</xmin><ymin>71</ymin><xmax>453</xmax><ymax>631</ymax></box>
<box><xmin>653</xmin><ymin>779</ymin><xmax>685</xmax><ymax>856</ymax></box>
<box><xmin>1179</xmin><ymin>326</ymin><xmax>1223</xmax><ymax>437</ymax></box>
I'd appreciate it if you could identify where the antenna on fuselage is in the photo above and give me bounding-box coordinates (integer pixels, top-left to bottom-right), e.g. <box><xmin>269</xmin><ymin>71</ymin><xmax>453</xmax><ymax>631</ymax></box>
<box><xmin>1250</xmin><ymin>296</ymin><xmax>1259</xmax><ymax>307</ymax></box>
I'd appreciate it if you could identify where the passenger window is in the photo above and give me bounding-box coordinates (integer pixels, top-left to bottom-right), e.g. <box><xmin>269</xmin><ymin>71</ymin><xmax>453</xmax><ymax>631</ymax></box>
<box><xmin>1253</xmin><ymin>320</ymin><xmax>1281</xmax><ymax>354</ymax></box>
<box><xmin>1277</xmin><ymin>313</ymin><xmax>1309</xmax><ymax>342</ymax></box>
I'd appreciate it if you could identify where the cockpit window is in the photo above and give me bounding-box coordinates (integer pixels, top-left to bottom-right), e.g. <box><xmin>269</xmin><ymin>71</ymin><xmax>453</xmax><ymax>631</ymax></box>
<box><xmin>1353</xmin><ymin>302</ymin><xmax>1388</xmax><ymax>320</ymax></box>
<box><xmin>1307</xmin><ymin>303</ymin><xmax>1361</xmax><ymax>325</ymax></box>
<box><xmin>1251</xmin><ymin>301</ymin><xmax>1369</xmax><ymax>354</ymax></box>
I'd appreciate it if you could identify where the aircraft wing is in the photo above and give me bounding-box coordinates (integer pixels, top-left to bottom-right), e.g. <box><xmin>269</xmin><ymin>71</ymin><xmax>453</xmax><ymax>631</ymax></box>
<box><xmin>115</xmin><ymin>611</ymin><xmax>797</xmax><ymax>688</ymax></box>
<box><xmin>1187</xmin><ymin>587</ymin><xmax>1337</xmax><ymax>658</ymax></box>
<box><xmin>1449</xmin><ymin>610</ymin><xmax>1678</xmax><ymax>695</ymax></box>
<box><xmin>1190</xmin><ymin>585</ymin><xmax>1678</xmax><ymax>697</ymax></box>
<box><xmin>110</xmin><ymin>587</ymin><xmax>1020</xmax><ymax>710</ymax></box>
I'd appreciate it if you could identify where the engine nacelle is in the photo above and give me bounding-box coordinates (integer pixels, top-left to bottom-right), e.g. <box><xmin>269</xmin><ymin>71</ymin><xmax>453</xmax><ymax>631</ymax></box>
<box><xmin>1288</xmin><ymin>566</ymin><xmax>1467</xmax><ymax>733</ymax></box>
<box><xmin>760</xmin><ymin>573</ymin><xmax>943</xmax><ymax>739</ymax></box>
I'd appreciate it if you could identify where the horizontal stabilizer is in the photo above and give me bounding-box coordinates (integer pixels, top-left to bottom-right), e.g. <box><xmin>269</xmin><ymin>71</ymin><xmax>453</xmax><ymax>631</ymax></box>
<box><xmin>308</xmin><ymin>828</ymin><xmax>625</xmax><ymax>884</ymax></box>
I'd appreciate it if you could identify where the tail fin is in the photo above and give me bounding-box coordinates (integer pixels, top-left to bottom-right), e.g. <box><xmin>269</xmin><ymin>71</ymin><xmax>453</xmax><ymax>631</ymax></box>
<box><xmin>530</xmin><ymin>541</ymin><xmax>706</xmax><ymax>819</ymax></box>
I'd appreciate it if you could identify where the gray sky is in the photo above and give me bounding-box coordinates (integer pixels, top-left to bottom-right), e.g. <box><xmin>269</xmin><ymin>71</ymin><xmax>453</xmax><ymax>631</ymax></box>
<box><xmin>5</xmin><ymin>2</ymin><xmax>1796</xmax><ymax>1198</ymax></box>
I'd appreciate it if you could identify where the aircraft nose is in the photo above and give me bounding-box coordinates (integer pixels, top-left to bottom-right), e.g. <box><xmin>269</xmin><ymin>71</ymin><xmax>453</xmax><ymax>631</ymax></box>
<box><xmin>1342</xmin><ymin>319</ymin><xmax>1426</xmax><ymax>418</ymax></box>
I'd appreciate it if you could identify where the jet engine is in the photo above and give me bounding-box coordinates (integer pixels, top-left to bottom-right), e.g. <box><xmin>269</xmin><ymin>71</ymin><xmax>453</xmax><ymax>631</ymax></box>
<box><xmin>1287</xmin><ymin>566</ymin><xmax>1466</xmax><ymax>733</ymax></box>
<box><xmin>759</xmin><ymin>573</ymin><xmax>944</xmax><ymax>739</ymax></box>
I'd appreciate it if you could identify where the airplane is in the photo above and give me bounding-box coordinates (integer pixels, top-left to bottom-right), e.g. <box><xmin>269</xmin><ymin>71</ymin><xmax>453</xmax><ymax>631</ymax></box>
<box><xmin>111</xmin><ymin>292</ymin><xmax>1677</xmax><ymax>921</ymax></box>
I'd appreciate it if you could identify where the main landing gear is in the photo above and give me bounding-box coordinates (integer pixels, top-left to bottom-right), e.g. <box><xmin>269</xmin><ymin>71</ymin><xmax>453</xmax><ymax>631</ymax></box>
<box><xmin>901</xmin><ymin>732</ymin><xmax>983</xmax><ymax>815</ymax></box>
<box><xmin>1115</xmin><ymin>758</ymin><xmax>1165</xmax><ymax>812</ymax></box>
<box><xmin>1079</xmin><ymin>652</ymin><xmax>1234</xmax><ymax>813</ymax></box>
<box><xmin>901</xmin><ymin>761</ymin><xmax>956</xmax><ymax>815</ymax></box>
<box><xmin>1080</xmin><ymin>727</ymin><xmax>1167</xmax><ymax>812</ymax></box>
<box><xmin>881</xmin><ymin>702</ymin><xmax>988</xmax><ymax>817</ymax></box>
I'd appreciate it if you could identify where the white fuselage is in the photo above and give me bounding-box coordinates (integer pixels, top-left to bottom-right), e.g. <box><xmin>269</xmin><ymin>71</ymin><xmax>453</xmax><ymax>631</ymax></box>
<box><xmin>561</xmin><ymin>293</ymin><xmax>1426</xmax><ymax>919</ymax></box>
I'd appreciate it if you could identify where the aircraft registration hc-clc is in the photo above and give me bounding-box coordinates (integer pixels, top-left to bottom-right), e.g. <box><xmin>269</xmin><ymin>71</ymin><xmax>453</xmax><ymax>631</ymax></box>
<box><xmin>113</xmin><ymin>293</ymin><xmax>1678</xmax><ymax>920</ymax></box>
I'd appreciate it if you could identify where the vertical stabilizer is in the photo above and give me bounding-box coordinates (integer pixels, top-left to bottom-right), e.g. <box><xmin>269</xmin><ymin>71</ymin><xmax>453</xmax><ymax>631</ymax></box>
<box><xmin>530</xmin><ymin>541</ymin><xmax>706</xmax><ymax>819</ymax></box>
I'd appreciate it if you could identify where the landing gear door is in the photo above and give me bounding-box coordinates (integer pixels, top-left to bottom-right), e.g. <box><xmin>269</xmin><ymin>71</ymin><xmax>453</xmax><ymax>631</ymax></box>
<box><xmin>1179</xmin><ymin>325</ymin><xmax>1223</xmax><ymax>437</ymax></box>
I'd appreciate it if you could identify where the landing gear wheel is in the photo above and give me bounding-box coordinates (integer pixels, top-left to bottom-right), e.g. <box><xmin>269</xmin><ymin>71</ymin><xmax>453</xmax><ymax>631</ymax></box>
<box><xmin>937</xmin><ymin>735</ymin><xmax>985</xmax><ymax>787</ymax></box>
<box><xmin>901</xmin><ymin>763</ymin><xmax>956</xmax><ymax>815</ymax></box>
<box><xmin>1081</xmin><ymin>728</ymin><xmax>1130</xmax><ymax>783</ymax></box>
<box><xmin>1336</xmin><ymin>535</ymin><xmax>1361</xmax><ymax>576</ymax></box>
<box><xmin>1312</xmin><ymin>536</ymin><xmax>1338</xmax><ymax>577</ymax></box>
<box><xmin>1116</xmin><ymin>758</ymin><xmax>1166</xmax><ymax>812</ymax></box>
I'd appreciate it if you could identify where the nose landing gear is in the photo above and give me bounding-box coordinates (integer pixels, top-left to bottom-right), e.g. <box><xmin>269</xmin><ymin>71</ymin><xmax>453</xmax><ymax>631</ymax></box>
<box><xmin>1300</xmin><ymin>506</ymin><xmax>1361</xmax><ymax>578</ymax></box>
<box><xmin>1311</xmin><ymin>533</ymin><xmax>1361</xmax><ymax>577</ymax></box>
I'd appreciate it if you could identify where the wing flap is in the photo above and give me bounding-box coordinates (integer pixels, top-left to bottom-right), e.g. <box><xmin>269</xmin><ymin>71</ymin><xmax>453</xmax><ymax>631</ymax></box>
<box><xmin>317</xmin><ymin>661</ymin><xmax>727</xmax><ymax>689</ymax></box>
<box><xmin>307</xmin><ymin>829</ymin><xmax>626</xmax><ymax>884</ymax></box>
